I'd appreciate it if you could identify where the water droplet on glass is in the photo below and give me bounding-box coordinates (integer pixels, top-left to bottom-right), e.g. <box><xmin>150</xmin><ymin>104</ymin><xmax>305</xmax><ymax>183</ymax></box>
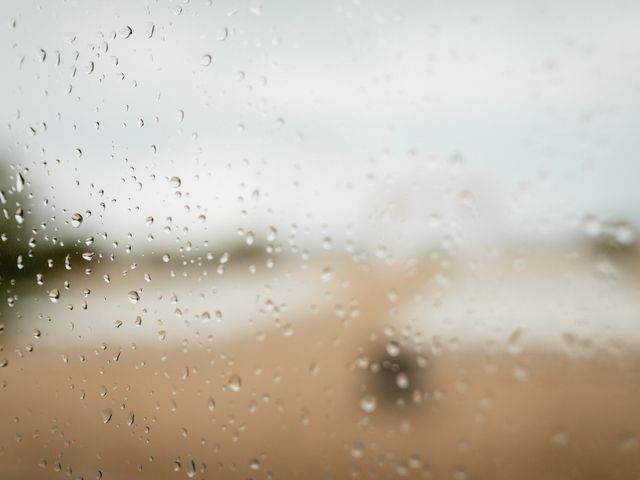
<box><xmin>350</xmin><ymin>441</ymin><xmax>365</xmax><ymax>458</ymax></box>
<box><xmin>185</xmin><ymin>458</ymin><xmax>196</xmax><ymax>478</ymax></box>
<box><xmin>169</xmin><ymin>176</ymin><xmax>181</xmax><ymax>188</ymax></box>
<box><xmin>119</xmin><ymin>26</ymin><xmax>133</xmax><ymax>39</ymax></box>
<box><xmin>14</xmin><ymin>208</ymin><xmax>24</xmax><ymax>224</ymax></box>
<box><xmin>16</xmin><ymin>173</ymin><xmax>25</xmax><ymax>192</ymax></box>
<box><xmin>386</xmin><ymin>340</ymin><xmax>401</xmax><ymax>357</ymax></box>
<box><xmin>48</xmin><ymin>288</ymin><xmax>60</xmax><ymax>303</ymax></box>
<box><xmin>216</xmin><ymin>26</ymin><xmax>229</xmax><ymax>41</ymax></box>
<box><xmin>145</xmin><ymin>22</ymin><xmax>155</xmax><ymax>39</ymax></box>
<box><xmin>71</xmin><ymin>213</ymin><xmax>83</xmax><ymax>228</ymax></box>
<box><xmin>359</xmin><ymin>394</ymin><xmax>377</xmax><ymax>413</ymax></box>
<box><xmin>128</xmin><ymin>291</ymin><xmax>140</xmax><ymax>304</ymax></box>
<box><xmin>101</xmin><ymin>408</ymin><xmax>113</xmax><ymax>424</ymax></box>
<box><xmin>227</xmin><ymin>374</ymin><xmax>242</xmax><ymax>392</ymax></box>
<box><xmin>200</xmin><ymin>54</ymin><xmax>212</xmax><ymax>66</ymax></box>
<box><xmin>396</xmin><ymin>372</ymin><xmax>410</xmax><ymax>389</ymax></box>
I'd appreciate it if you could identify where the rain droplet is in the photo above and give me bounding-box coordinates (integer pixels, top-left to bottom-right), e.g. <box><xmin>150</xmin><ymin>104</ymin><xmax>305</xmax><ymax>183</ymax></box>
<box><xmin>16</xmin><ymin>173</ymin><xmax>25</xmax><ymax>192</ymax></box>
<box><xmin>350</xmin><ymin>441</ymin><xmax>365</xmax><ymax>458</ymax></box>
<box><xmin>216</xmin><ymin>26</ymin><xmax>229</xmax><ymax>41</ymax></box>
<box><xmin>101</xmin><ymin>408</ymin><xmax>113</xmax><ymax>424</ymax></box>
<box><xmin>127</xmin><ymin>291</ymin><xmax>140</xmax><ymax>304</ymax></box>
<box><xmin>185</xmin><ymin>458</ymin><xmax>196</xmax><ymax>478</ymax></box>
<box><xmin>145</xmin><ymin>22</ymin><xmax>155</xmax><ymax>39</ymax></box>
<box><xmin>396</xmin><ymin>372</ymin><xmax>410</xmax><ymax>389</ymax></box>
<box><xmin>200</xmin><ymin>54</ymin><xmax>212</xmax><ymax>66</ymax></box>
<box><xmin>227</xmin><ymin>374</ymin><xmax>242</xmax><ymax>392</ymax></box>
<box><xmin>359</xmin><ymin>394</ymin><xmax>377</xmax><ymax>413</ymax></box>
<box><xmin>14</xmin><ymin>208</ymin><xmax>24</xmax><ymax>224</ymax></box>
<box><xmin>386</xmin><ymin>340</ymin><xmax>400</xmax><ymax>357</ymax></box>
<box><xmin>48</xmin><ymin>288</ymin><xmax>60</xmax><ymax>303</ymax></box>
<box><xmin>169</xmin><ymin>176</ymin><xmax>181</xmax><ymax>188</ymax></box>
<box><xmin>119</xmin><ymin>26</ymin><xmax>133</xmax><ymax>39</ymax></box>
<box><xmin>71</xmin><ymin>213</ymin><xmax>83</xmax><ymax>228</ymax></box>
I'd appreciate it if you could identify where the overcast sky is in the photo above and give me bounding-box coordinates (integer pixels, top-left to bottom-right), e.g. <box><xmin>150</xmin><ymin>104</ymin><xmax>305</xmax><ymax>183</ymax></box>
<box><xmin>2</xmin><ymin>0</ymin><xmax>639</xmax><ymax>253</ymax></box>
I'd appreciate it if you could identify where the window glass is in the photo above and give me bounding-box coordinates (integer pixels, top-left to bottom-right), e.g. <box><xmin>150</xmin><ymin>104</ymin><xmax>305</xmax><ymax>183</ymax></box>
<box><xmin>1</xmin><ymin>1</ymin><xmax>639</xmax><ymax>479</ymax></box>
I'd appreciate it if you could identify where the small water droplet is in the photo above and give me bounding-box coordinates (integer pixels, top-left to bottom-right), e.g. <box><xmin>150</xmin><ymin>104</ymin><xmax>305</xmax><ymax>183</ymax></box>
<box><xmin>200</xmin><ymin>54</ymin><xmax>212</xmax><ymax>66</ymax></box>
<box><xmin>16</xmin><ymin>173</ymin><xmax>25</xmax><ymax>192</ymax></box>
<box><xmin>145</xmin><ymin>22</ymin><xmax>155</xmax><ymax>39</ymax></box>
<box><xmin>101</xmin><ymin>408</ymin><xmax>113</xmax><ymax>424</ymax></box>
<box><xmin>128</xmin><ymin>291</ymin><xmax>140</xmax><ymax>304</ymax></box>
<box><xmin>119</xmin><ymin>26</ymin><xmax>133</xmax><ymax>39</ymax></box>
<box><xmin>359</xmin><ymin>394</ymin><xmax>377</xmax><ymax>413</ymax></box>
<box><xmin>14</xmin><ymin>208</ymin><xmax>24</xmax><ymax>224</ymax></box>
<box><xmin>396</xmin><ymin>372</ymin><xmax>410</xmax><ymax>389</ymax></box>
<box><xmin>71</xmin><ymin>213</ymin><xmax>83</xmax><ymax>228</ymax></box>
<box><xmin>216</xmin><ymin>26</ymin><xmax>229</xmax><ymax>41</ymax></box>
<box><xmin>48</xmin><ymin>288</ymin><xmax>60</xmax><ymax>303</ymax></box>
<box><xmin>185</xmin><ymin>458</ymin><xmax>196</xmax><ymax>478</ymax></box>
<box><xmin>227</xmin><ymin>374</ymin><xmax>242</xmax><ymax>392</ymax></box>
<box><xmin>350</xmin><ymin>441</ymin><xmax>365</xmax><ymax>458</ymax></box>
<box><xmin>386</xmin><ymin>340</ymin><xmax>401</xmax><ymax>357</ymax></box>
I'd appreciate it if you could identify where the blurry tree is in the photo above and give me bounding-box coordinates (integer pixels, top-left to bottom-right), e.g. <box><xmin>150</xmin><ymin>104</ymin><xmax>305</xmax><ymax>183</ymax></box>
<box><xmin>0</xmin><ymin>160</ymin><xmax>76</xmax><ymax>333</ymax></box>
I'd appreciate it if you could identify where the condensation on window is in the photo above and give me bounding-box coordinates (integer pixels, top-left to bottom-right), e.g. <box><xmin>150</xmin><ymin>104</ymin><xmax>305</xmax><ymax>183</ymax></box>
<box><xmin>1</xmin><ymin>1</ymin><xmax>640</xmax><ymax>479</ymax></box>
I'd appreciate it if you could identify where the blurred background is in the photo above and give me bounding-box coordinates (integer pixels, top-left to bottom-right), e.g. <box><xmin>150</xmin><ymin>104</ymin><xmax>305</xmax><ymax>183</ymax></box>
<box><xmin>1</xmin><ymin>0</ymin><xmax>640</xmax><ymax>479</ymax></box>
